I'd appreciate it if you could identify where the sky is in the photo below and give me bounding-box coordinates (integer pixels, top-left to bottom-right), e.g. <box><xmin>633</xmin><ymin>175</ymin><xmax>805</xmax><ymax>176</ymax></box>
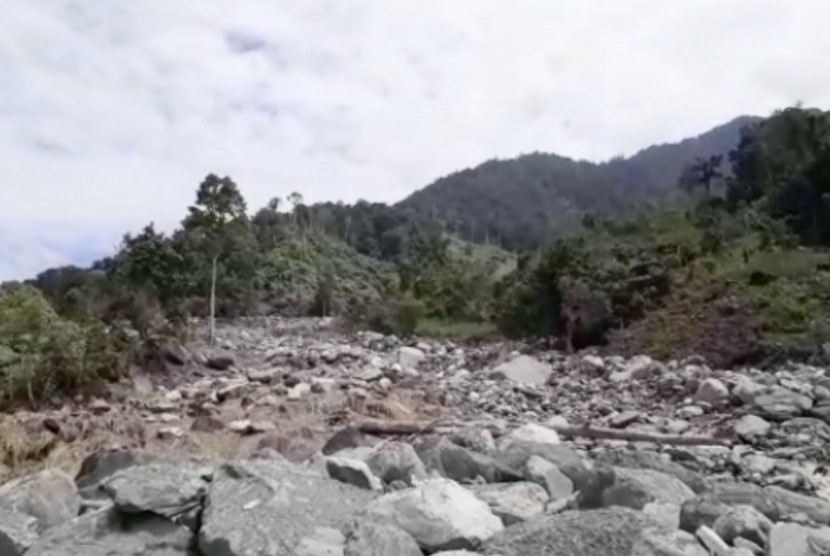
<box><xmin>2</xmin><ymin>0</ymin><xmax>830</xmax><ymax>280</ymax></box>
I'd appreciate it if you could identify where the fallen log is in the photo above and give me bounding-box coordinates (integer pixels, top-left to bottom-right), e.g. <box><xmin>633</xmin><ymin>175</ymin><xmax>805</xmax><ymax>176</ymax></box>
<box><xmin>352</xmin><ymin>419</ymin><xmax>732</xmax><ymax>447</ymax></box>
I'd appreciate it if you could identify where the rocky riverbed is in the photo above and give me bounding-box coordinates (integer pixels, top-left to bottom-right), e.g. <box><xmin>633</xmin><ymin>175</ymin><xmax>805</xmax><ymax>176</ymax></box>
<box><xmin>3</xmin><ymin>317</ymin><xmax>830</xmax><ymax>555</ymax></box>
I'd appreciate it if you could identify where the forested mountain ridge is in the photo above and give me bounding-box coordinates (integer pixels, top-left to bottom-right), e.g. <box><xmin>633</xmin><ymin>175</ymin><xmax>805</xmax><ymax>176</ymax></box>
<box><xmin>398</xmin><ymin>116</ymin><xmax>760</xmax><ymax>249</ymax></box>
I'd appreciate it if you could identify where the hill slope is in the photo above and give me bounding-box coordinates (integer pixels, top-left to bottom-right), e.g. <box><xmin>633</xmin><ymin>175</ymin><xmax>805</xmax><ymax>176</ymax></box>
<box><xmin>398</xmin><ymin>116</ymin><xmax>759</xmax><ymax>249</ymax></box>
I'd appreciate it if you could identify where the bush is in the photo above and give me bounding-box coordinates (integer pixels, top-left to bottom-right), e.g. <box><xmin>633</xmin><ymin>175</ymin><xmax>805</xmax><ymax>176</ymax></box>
<box><xmin>0</xmin><ymin>285</ymin><xmax>134</xmax><ymax>406</ymax></box>
<box><xmin>351</xmin><ymin>294</ymin><xmax>425</xmax><ymax>337</ymax></box>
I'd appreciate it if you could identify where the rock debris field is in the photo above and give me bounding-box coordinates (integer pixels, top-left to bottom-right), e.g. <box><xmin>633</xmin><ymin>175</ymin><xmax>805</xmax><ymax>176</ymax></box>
<box><xmin>3</xmin><ymin>318</ymin><xmax>830</xmax><ymax>555</ymax></box>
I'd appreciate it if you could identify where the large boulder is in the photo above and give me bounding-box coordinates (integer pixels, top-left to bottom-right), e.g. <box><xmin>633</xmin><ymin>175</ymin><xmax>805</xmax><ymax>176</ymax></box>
<box><xmin>592</xmin><ymin>448</ymin><xmax>709</xmax><ymax>494</ymax></box>
<box><xmin>326</xmin><ymin>456</ymin><xmax>383</xmax><ymax>491</ymax></box>
<box><xmin>25</xmin><ymin>507</ymin><xmax>193</xmax><ymax>556</ymax></box>
<box><xmin>0</xmin><ymin>506</ymin><xmax>39</xmax><ymax>556</ymax></box>
<box><xmin>694</xmin><ymin>378</ymin><xmax>729</xmax><ymax>406</ymax></box>
<box><xmin>488</xmin><ymin>355</ymin><xmax>552</xmax><ymax>386</ymax></box>
<box><xmin>75</xmin><ymin>448</ymin><xmax>147</xmax><ymax>498</ymax></box>
<box><xmin>483</xmin><ymin>507</ymin><xmax>704</xmax><ymax>556</ymax></box>
<box><xmin>768</xmin><ymin>522</ymin><xmax>830</xmax><ymax>556</ymax></box>
<box><xmin>101</xmin><ymin>463</ymin><xmax>208</xmax><ymax>528</ymax></box>
<box><xmin>749</xmin><ymin>387</ymin><xmax>813</xmax><ymax>421</ymax></box>
<box><xmin>343</xmin><ymin>521</ymin><xmax>421</xmax><ymax>556</ymax></box>
<box><xmin>363</xmin><ymin>478</ymin><xmax>503</xmax><ymax>552</ymax></box>
<box><xmin>601</xmin><ymin>467</ymin><xmax>695</xmax><ymax>510</ymax></box>
<box><xmin>198</xmin><ymin>461</ymin><xmax>376</xmax><ymax>556</ymax></box>
<box><xmin>495</xmin><ymin>440</ymin><xmax>615</xmax><ymax>508</ymax></box>
<box><xmin>525</xmin><ymin>456</ymin><xmax>574</xmax><ymax>500</ymax></box>
<box><xmin>415</xmin><ymin>436</ymin><xmax>521</xmax><ymax>484</ymax></box>
<box><xmin>366</xmin><ymin>441</ymin><xmax>427</xmax><ymax>485</ymax></box>
<box><xmin>680</xmin><ymin>482</ymin><xmax>830</xmax><ymax>532</ymax></box>
<box><xmin>0</xmin><ymin>469</ymin><xmax>80</xmax><ymax>532</ymax></box>
<box><xmin>468</xmin><ymin>482</ymin><xmax>549</xmax><ymax>525</ymax></box>
<box><xmin>733</xmin><ymin>415</ymin><xmax>771</xmax><ymax>441</ymax></box>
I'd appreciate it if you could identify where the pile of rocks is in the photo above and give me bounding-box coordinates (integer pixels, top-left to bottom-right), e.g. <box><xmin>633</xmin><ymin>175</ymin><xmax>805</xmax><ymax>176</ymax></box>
<box><xmin>2</xmin><ymin>420</ymin><xmax>830</xmax><ymax>555</ymax></box>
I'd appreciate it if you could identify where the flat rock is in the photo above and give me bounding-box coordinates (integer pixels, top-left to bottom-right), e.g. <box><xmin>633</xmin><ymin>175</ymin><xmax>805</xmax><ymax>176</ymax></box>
<box><xmin>768</xmin><ymin>522</ymin><xmax>830</xmax><ymax>556</ymax></box>
<box><xmin>102</xmin><ymin>463</ymin><xmax>208</xmax><ymax>526</ymax></box>
<box><xmin>364</xmin><ymin>478</ymin><xmax>503</xmax><ymax>552</ymax></box>
<box><xmin>601</xmin><ymin>467</ymin><xmax>695</xmax><ymax>510</ymax></box>
<box><xmin>488</xmin><ymin>355</ymin><xmax>552</xmax><ymax>386</ymax></box>
<box><xmin>0</xmin><ymin>469</ymin><xmax>80</xmax><ymax>532</ymax></box>
<box><xmin>749</xmin><ymin>387</ymin><xmax>813</xmax><ymax>421</ymax></box>
<box><xmin>0</xmin><ymin>506</ymin><xmax>39</xmax><ymax>556</ymax></box>
<box><xmin>343</xmin><ymin>521</ymin><xmax>421</xmax><ymax>556</ymax></box>
<box><xmin>468</xmin><ymin>482</ymin><xmax>549</xmax><ymax>525</ymax></box>
<box><xmin>198</xmin><ymin>460</ymin><xmax>376</xmax><ymax>556</ymax></box>
<box><xmin>25</xmin><ymin>507</ymin><xmax>193</xmax><ymax>556</ymax></box>
<box><xmin>484</xmin><ymin>507</ymin><xmax>695</xmax><ymax>556</ymax></box>
<box><xmin>593</xmin><ymin>449</ymin><xmax>709</xmax><ymax>493</ymax></box>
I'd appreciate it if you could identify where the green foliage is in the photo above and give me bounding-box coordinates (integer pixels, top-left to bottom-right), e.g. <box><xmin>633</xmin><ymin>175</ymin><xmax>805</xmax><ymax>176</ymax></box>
<box><xmin>0</xmin><ymin>285</ymin><xmax>132</xmax><ymax>406</ymax></box>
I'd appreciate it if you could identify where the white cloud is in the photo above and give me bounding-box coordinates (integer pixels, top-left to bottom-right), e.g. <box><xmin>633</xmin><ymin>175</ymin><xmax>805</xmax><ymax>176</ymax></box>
<box><xmin>2</xmin><ymin>0</ymin><xmax>830</xmax><ymax>279</ymax></box>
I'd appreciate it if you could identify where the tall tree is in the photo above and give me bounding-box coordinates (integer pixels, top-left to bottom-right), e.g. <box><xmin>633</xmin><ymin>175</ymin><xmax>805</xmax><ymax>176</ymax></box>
<box><xmin>183</xmin><ymin>174</ymin><xmax>248</xmax><ymax>343</ymax></box>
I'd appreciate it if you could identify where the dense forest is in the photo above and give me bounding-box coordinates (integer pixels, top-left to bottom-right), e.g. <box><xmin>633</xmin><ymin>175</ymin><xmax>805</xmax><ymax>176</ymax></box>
<box><xmin>2</xmin><ymin>106</ymin><xmax>830</xmax><ymax>406</ymax></box>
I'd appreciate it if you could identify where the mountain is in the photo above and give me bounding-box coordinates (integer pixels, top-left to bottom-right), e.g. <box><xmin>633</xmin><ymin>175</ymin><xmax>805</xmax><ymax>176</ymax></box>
<box><xmin>397</xmin><ymin>116</ymin><xmax>760</xmax><ymax>249</ymax></box>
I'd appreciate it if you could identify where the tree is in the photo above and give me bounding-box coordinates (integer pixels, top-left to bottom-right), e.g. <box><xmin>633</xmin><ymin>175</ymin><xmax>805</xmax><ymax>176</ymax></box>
<box><xmin>183</xmin><ymin>174</ymin><xmax>249</xmax><ymax>343</ymax></box>
<box><xmin>679</xmin><ymin>155</ymin><xmax>724</xmax><ymax>197</ymax></box>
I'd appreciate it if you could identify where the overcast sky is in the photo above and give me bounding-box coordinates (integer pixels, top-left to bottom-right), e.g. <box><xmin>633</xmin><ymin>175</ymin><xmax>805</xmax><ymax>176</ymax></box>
<box><xmin>2</xmin><ymin>0</ymin><xmax>830</xmax><ymax>280</ymax></box>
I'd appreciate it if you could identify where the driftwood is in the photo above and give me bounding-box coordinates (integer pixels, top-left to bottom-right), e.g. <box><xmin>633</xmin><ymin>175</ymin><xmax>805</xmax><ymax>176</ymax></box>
<box><xmin>352</xmin><ymin>419</ymin><xmax>733</xmax><ymax>447</ymax></box>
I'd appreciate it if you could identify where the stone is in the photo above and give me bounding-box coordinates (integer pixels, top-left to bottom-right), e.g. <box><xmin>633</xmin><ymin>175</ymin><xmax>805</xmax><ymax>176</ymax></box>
<box><xmin>601</xmin><ymin>467</ymin><xmax>695</xmax><ymax>510</ymax></box>
<box><xmin>364</xmin><ymin>478</ymin><xmax>503</xmax><ymax>553</ymax></box>
<box><xmin>734</xmin><ymin>415</ymin><xmax>771</xmax><ymax>441</ymax></box>
<box><xmin>525</xmin><ymin>456</ymin><xmax>574</xmax><ymax>500</ymax></box>
<box><xmin>75</xmin><ymin>448</ymin><xmax>145</xmax><ymax>498</ymax></box>
<box><xmin>503</xmin><ymin>423</ymin><xmax>560</xmax><ymax>445</ymax></box>
<box><xmin>89</xmin><ymin>399</ymin><xmax>112</xmax><ymax>415</ymax></box>
<box><xmin>468</xmin><ymin>482</ymin><xmax>549</xmax><ymax>525</ymax></box>
<box><xmin>636</xmin><ymin>528</ymin><xmax>707</xmax><ymax>556</ymax></box>
<box><xmin>626</xmin><ymin>355</ymin><xmax>664</xmax><ymax>380</ymax></box>
<box><xmin>642</xmin><ymin>501</ymin><xmax>682</xmax><ymax>531</ymax></box>
<box><xmin>25</xmin><ymin>506</ymin><xmax>193</xmax><ymax>556</ymax></box>
<box><xmin>677</xmin><ymin>405</ymin><xmax>705</xmax><ymax>418</ymax></box>
<box><xmin>206</xmin><ymin>354</ymin><xmax>235</xmax><ymax>370</ymax></box>
<box><xmin>610</xmin><ymin>410</ymin><xmax>641</xmax><ymax>429</ymax></box>
<box><xmin>161</xmin><ymin>339</ymin><xmax>190</xmax><ymax>365</ymax></box>
<box><xmin>732</xmin><ymin>377</ymin><xmax>766</xmax><ymax>405</ymax></box>
<box><xmin>157</xmin><ymin>427</ymin><xmax>184</xmax><ymax>440</ymax></box>
<box><xmin>191</xmin><ymin>416</ymin><xmax>226</xmax><ymax>432</ymax></box>
<box><xmin>294</xmin><ymin>526</ymin><xmax>345</xmax><ymax>556</ymax></box>
<box><xmin>593</xmin><ymin>448</ymin><xmax>709</xmax><ymax>493</ymax></box>
<box><xmin>750</xmin><ymin>387</ymin><xmax>813</xmax><ymax>421</ymax></box>
<box><xmin>288</xmin><ymin>382</ymin><xmax>312</xmax><ymax>400</ymax></box>
<box><xmin>768</xmin><ymin>522</ymin><xmax>830</xmax><ymax>556</ymax></box>
<box><xmin>229</xmin><ymin>420</ymin><xmax>254</xmax><ymax>434</ymax></box>
<box><xmin>0</xmin><ymin>506</ymin><xmax>39</xmax><ymax>556</ymax></box>
<box><xmin>0</xmin><ymin>469</ymin><xmax>80</xmax><ymax>532</ymax></box>
<box><xmin>495</xmin><ymin>440</ymin><xmax>614</xmax><ymax>508</ymax></box>
<box><xmin>451</xmin><ymin>428</ymin><xmax>496</xmax><ymax>454</ymax></box>
<box><xmin>322</xmin><ymin>427</ymin><xmax>370</xmax><ymax>456</ymax></box>
<box><xmin>431</xmin><ymin>552</ymin><xmax>483</xmax><ymax>556</ymax></box>
<box><xmin>254</xmin><ymin>433</ymin><xmax>320</xmax><ymax>463</ymax></box>
<box><xmin>216</xmin><ymin>381</ymin><xmax>254</xmax><ymax>402</ymax></box>
<box><xmin>694</xmin><ymin>378</ymin><xmax>729</xmax><ymax>405</ymax></box>
<box><xmin>366</xmin><ymin>441</ymin><xmax>427</xmax><ymax>485</ymax></box>
<box><xmin>101</xmin><ymin>463</ymin><xmax>207</xmax><ymax>525</ymax></box>
<box><xmin>247</xmin><ymin>368</ymin><xmax>281</xmax><ymax>384</ymax></box>
<box><xmin>326</xmin><ymin>456</ymin><xmax>383</xmax><ymax>491</ymax></box>
<box><xmin>489</xmin><ymin>355</ymin><xmax>552</xmax><ymax>386</ymax></box>
<box><xmin>484</xmin><ymin>507</ymin><xmax>694</xmax><ymax>556</ymax></box>
<box><xmin>343</xmin><ymin>521</ymin><xmax>421</xmax><ymax>556</ymax></box>
<box><xmin>712</xmin><ymin>505</ymin><xmax>772</xmax><ymax>548</ymax></box>
<box><xmin>198</xmin><ymin>460</ymin><xmax>375</xmax><ymax>556</ymax></box>
<box><xmin>416</xmin><ymin>436</ymin><xmax>521</xmax><ymax>484</ymax></box>
<box><xmin>397</xmin><ymin>346</ymin><xmax>426</xmax><ymax>369</ymax></box>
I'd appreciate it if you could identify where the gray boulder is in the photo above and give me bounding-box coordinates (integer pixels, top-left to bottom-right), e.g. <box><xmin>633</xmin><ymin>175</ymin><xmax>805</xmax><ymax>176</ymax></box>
<box><xmin>397</xmin><ymin>347</ymin><xmax>426</xmax><ymax>369</ymax></box>
<box><xmin>488</xmin><ymin>355</ymin><xmax>552</xmax><ymax>386</ymax></box>
<box><xmin>749</xmin><ymin>387</ymin><xmax>813</xmax><ymax>421</ymax></box>
<box><xmin>733</xmin><ymin>415</ymin><xmax>771</xmax><ymax>441</ymax></box>
<box><xmin>0</xmin><ymin>469</ymin><xmax>80</xmax><ymax>532</ymax></box>
<box><xmin>495</xmin><ymin>440</ymin><xmax>615</xmax><ymax>508</ymax></box>
<box><xmin>322</xmin><ymin>427</ymin><xmax>369</xmax><ymax>456</ymax></box>
<box><xmin>326</xmin><ymin>457</ymin><xmax>383</xmax><ymax>491</ymax></box>
<box><xmin>198</xmin><ymin>460</ymin><xmax>375</xmax><ymax>556</ymax></box>
<box><xmin>343</xmin><ymin>521</ymin><xmax>421</xmax><ymax>556</ymax></box>
<box><xmin>364</xmin><ymin>478</ymin><xmax>503</xmax><ymax>552</ymax></box>
<box><xmin>468</xmin><ymin>482</ymin><xmax>549</xmax><ymax>525</ymax></box>
<box><xmin>712</xmin><ymin>505</ymin><xmax>772</xmax><ymax>548</ymax></box>
<box><xmin>525</xmin><ymin>456</ymin><xmax>574</xmax><ymax>500</ymax></box>
<box><xmin>366</xmin><ymin>441</ymin><xmax>427</xmax><ymax>485</ymax></box>
<box><xmin>0</xmin><ymin>506</ymin><xmax>39</xmax><ymax>556</ymax></box>
<box><xmin>25</xmin><ymin>507</ymin><xmax>193</xmax><ymax>556</ymax></box>
<box><xmin>694</xmin><ymin>378</ymin><xmax>729</xmax><ymax>406</ymax></box>
<box><xmin>484</xmin><ymin>507</ymin><xmax>698</xmax><ymax>556</ymax></box>
<box><xmin>416</xmin><ymin>436</ymin><xmax>521</xmax><ymax>484</ymax></box>
<box><xmin>593</xmin><ymin>448</ymin><xmax>709</xmax><ymax>493</ymax></box>
<box><xmin>75</xmin><ymin>448</ymin><xmax>146</xmax><ymax>498</ymax></box>
<box><xmin>602</xmin><ymin>467</ymin><xmax>695</xmax><ymax>510</ymax></box>
<box><xmin>768</xmin><ymin>522</ymin><xmax>830</xmax><ymax>556</ymax></box>
<box><xmin>450</xmin><ymin>428</ymin><xmax>496</xmax><ymax>454</ymax></box>
<box><xmin>102</xmin><ymin>463</ymin><xmax>208</xmax><ymax>528</ymax></box>
<box><xmin>632</xmin><ymin>528</ymin><xmax>707</xmax><ymax>556</ymax></box>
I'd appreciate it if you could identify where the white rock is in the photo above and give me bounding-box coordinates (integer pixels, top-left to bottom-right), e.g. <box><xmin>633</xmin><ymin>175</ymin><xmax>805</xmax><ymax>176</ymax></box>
<box><xmin>288</xmin><ymin>383</ymin><xmax>312</xmax><ymax>400</ymax></box>
<box><xmin>364</xmin><ymin>479</ymin><xmax>503</xmax><ymax>553</ymax></box>
<box><xmin>677</xmin><ymin>405</ymin><xmax>705</xmax><ymax>418</ymax></box>
<box><xmin>734</xmin><ymin>415</ymin><xmax>771</xmax><ymax>441</ymax></box>
<box><xmin>504</xmin><ymin>423</ymin><xmax>560</xmax><ymax>446</ymax></box>
<box><xmin>694</xmin><ymin>378</ymin><xmax>729</xmax><ymax>405</ymax></box>
<box><xmin>488</xmin><ymin>355</ymin><xmax>552</xmax><ymax>386</ymax></box>
<box><xmin>164</xmin><ymin>390</ymin><xmax>183</xmax><ymax>403</ymax></box>
<box><xmin>397</xmin><ymin>347</ymin><xmax>426</xmax><ymax>369</ymax></box>
<box><xmin>626</xmin><ymin>355</ymin><xmax>664</xmax><ymax>380</ymax></box>
<box><xmin>468</xmin><ymin>482</ymin><xmax>549</xmax><ymax>525</ymax></box>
